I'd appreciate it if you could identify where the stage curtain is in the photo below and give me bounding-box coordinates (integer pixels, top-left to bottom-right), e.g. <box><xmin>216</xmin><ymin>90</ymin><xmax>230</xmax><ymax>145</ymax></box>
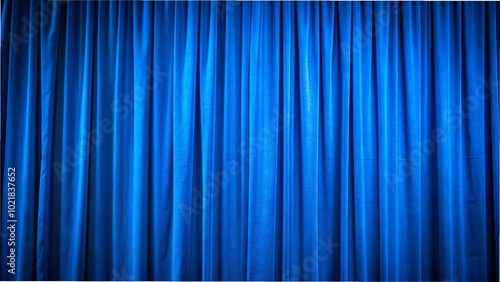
<box><xmin>1</xmin><ymin>1</ymin><xmax>499</xmax><ymax>280</ymax></box>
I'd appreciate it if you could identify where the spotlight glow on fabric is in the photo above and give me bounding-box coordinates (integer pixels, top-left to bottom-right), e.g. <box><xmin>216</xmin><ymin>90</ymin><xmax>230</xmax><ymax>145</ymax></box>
<box><xmin>1</xmin><ymin>1</ymin><xmax>499</xmax><ymax>281</ymax></box>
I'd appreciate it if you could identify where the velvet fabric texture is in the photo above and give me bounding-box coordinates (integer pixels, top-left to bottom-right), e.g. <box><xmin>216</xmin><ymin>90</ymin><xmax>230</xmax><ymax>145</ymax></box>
<box><xmin>1</xmin><ymin>1</ymin><xmax>499</xmax><ymax>280</ymax></box>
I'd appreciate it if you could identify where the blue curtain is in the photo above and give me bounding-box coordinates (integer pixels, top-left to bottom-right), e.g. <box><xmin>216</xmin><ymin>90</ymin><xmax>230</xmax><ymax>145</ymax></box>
<box><xmin>1</xmin><ymin>1</ymin><xmax>499</xmax><ymax>281</ymax></box>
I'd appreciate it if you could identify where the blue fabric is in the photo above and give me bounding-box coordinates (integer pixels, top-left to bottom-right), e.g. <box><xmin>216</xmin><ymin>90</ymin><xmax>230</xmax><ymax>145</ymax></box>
<box><xmin>1</xmin><ymin>1</ymin><xmax>499</xmax><ymax>281</ymax></box>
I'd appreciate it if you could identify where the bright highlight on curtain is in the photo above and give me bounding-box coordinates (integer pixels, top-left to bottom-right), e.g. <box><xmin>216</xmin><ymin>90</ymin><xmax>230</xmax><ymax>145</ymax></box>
<box><xmin>1</xmin><ymin>0</ymin><xmax>499</xmax><ymax>281</ymax></box>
